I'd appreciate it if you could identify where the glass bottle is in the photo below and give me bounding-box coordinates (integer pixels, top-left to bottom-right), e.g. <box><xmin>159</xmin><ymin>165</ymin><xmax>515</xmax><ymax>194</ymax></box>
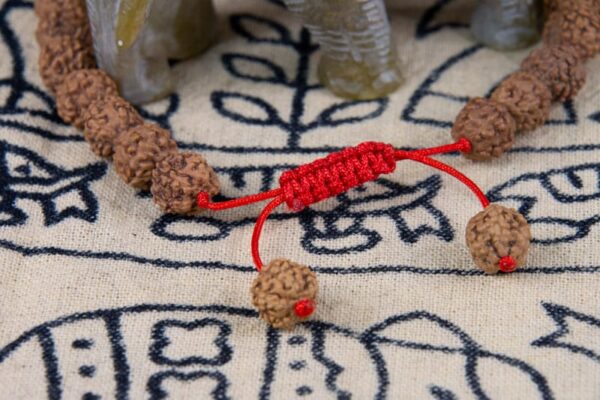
<box><xmin>86</xmin><ymin>0</ymin><xmax>216</xmax><ymax>104</ymax></box>
<box><xmin>283</xmin><ymin>0</ymin><xmax>404</xmax><ymax>100</ymax></box>
<box><xmin>471</xmin><ymin>0</ymin><xmax>542</xmax><ymax>51</ymax></box>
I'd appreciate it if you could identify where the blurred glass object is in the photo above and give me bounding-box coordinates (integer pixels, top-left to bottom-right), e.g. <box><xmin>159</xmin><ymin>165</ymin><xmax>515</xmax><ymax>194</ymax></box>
<box><xmin>471</xmin><ymin>0</ymin><xmax>542</xmax><ymax>50</ymax></box>
<box><xmin>283</xmin><ymin>0</ymin><xmax>404</xmax><ymax>100</ymax></box>
<box><xmin>86</xmin><ymin>0</ymin><xmax>216</xmax><ymax>104</ymax></box>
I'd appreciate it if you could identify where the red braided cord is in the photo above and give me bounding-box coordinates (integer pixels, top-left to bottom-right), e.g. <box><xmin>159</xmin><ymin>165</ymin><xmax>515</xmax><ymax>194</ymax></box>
<box><xmin>394</xmin><ymin>150</ymin><xmax>490</xmax><ymax>208</ymax></box>
<box><xmin>197</xmin><ymin>139</ymin><xmax>487</xmax><ymax>271</ymax></box>
<box><xmin>197</xmin><ymin>140</ymin><xmax>475</xmax><ymax>212</ymax></box>
<box><xmin>279</xmin><ymin>142</ymin><xmax>397</xmax><ymax>210</ymax></box>
<box><xmin>251</xmin><ymin>195</ymin><xmax>284</xmax><ymax>271</ymax></box>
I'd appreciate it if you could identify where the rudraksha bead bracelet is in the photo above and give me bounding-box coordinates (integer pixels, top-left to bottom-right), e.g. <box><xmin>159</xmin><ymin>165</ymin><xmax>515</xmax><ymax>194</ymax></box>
<box><xmin>35</xmin><ymin>0</ymin><xmax>599</xmax><ymax>329</ymax></box>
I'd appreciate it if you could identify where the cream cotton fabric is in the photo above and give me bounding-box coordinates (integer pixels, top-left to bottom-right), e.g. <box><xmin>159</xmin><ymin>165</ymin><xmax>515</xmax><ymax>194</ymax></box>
<box><xmin>1</xmin><ymin>0</ymin><xmax>600</xmax><ymax>398</ymax></box>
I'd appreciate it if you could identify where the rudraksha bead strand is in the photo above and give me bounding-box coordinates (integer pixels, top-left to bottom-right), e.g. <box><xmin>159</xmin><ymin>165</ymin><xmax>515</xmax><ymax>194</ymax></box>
<box><xmin>451</xmin><ymin>0</ymin><xmax>599</xmax><ymax>158</ymax></box>
<box><xmin>521</xmin><ymin>45</ymin><xmax>587</xmax><ymax>101</ymax></box>
<box><xmin>38</xmin><ymin>34</ymin><xmax>95</xmax><ymax>93</ymax></box>
<box><xmin>543</xmin><ymin>5</ymin><xmax>600</xmax><ymax>60</ymax></box>
<box><xmin>35</xmin><ymin>0</ymin><xmax>221</xmax><ymax>210</ymax></box>
<box><xmin>56</xmin><ymin>69</ymin><xmax>118</xmax><ymax>128</ymax></box>
<box><xmin>34</xmin><ymin>0</ymin><xmax>600</xmax><ymax>330</ymax></box>
<box><xmin>490</xmin><ymin>71</ymin><xmax>552</xmax><ymax>132</ymax></box>
<box><xmin>113</xmin><ymin>123</ymin><xmax>179</xmax><ymax>190</ymax></box>
<box><xmin>82</xmin><ymin>95</ymin><xmax>144</xmax><ymax>159</ymax></box>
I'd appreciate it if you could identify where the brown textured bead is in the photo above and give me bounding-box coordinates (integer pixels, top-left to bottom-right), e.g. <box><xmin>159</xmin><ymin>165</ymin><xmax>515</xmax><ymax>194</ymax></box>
<box><xmin>35</xmin><ymin>1</ymin><xmax>92</xmax><ymax>47</ymax></box>
<box><xmin>451</xmin><ymin>98</ymin><xmax>516</xmax><ymax>161</ymax></box>
<box><xmin>34</xmin><ymin>0</ymin><xmax>84</xmax><ymax>17</ymax></box>
<box><xmin>82</xmin><ymin>95</ymin><xmax>143</xmax><ymax>159</ymax></box>
<box><xmin>34</xmin><ymin>0</ymin><xmax>56</xmax><ymax>16</ymax></box>
<box><xmin>251</xmin><ymin>259</ymin><xmax>318</xmax><ymax>330</ymax></box>
<box><xmin>36</xmin><ymin>19</ymin><xmax>92</xmax><ymax>50</ymax></box>
<box><xmin>521</xmin><ymin>45</ymin><xmax>587</xmax><ymax>101</ymax></box>
<box><xmin>55</xmin><ymin>69</ymin><xmax>118</xmax><ymax>128</ymax></box>
<box><xmin>491</xmin><ymin>71</ymin><xmax>552</xmax><ymax>133</ymax></box>
<box><xmin>466</xmin><ymin>204</ymin><xmax>531</xmax><ymax>274</ymax></box>
<box><xmin>38</xmin><ymin>35</ymin><xmax>95</xmax><ymax>93</ymax></box>
<box><xmin>151</xmin><ymin>152</ymin><xmax>220</xmax><ymax>214</ymax></box>
<box><xmin>543</xmin><ymin>7</ymin><xmax>600</xmax><ymax>60</ymax></box>
<box><xmin>113</xmin><ymin>123</ymin><xmax>178</xmax><ymax>189</ymax></box>
<box><xmin>543</xmin><ymin>0</ymin><xmax>597</xmax><ymax>13</ymax></box>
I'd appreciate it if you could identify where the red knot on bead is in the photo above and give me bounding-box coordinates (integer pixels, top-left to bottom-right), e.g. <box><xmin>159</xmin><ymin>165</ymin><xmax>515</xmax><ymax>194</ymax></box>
<box><xmin>499</xmin><ymin>256</ymin><xmax>517</xmax><ymax>273</ymax></box>
<box><xmin>294</xmin><ymin>299</ymin><xmax>316</xmax><ymax>318</ymax></box>
<box><xmin>279</xmin><ymin>141</ymin><xmax>397</xmax><ymax>211</ymax></box>
<box><xmin>197</xmin><ymin>192</ymin><xmax>210</xmax><ymax>208</ymax></box>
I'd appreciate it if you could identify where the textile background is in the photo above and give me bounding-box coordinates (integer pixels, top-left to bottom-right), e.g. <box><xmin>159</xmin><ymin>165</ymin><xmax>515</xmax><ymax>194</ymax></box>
<box><xmin>1</xmin><ymin>0</ymin><xmax>600</xmax><ymax>398</ymax></box>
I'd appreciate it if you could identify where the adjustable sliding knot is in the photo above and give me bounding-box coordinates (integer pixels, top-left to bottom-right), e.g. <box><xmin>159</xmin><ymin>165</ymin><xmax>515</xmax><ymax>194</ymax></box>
<box><xmin>192</xmin><ymin>138</ymin><xmax>531</xmax><ymax>329</ymax></box>
<box><xmin>279</xmin><ymin>142</ymin><xmax>396</xmax><ymax>211</ymax></box>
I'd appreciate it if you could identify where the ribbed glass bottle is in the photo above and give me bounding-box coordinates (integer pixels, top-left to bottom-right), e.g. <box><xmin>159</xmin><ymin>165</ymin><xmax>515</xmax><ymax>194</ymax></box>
<box><xmin>86</xmin><ymin>0</ymin><xmax>216</xmax><ymax>104</ymax></box>
<box><xmin>471</xmin><ymin>0</ymin><xmax>542</xmax><ymax>50</ymax></box>
<box><xmin>284</xmin><ymin>0</ymin><xmax>403</xmax><ymax>100</ymax></box>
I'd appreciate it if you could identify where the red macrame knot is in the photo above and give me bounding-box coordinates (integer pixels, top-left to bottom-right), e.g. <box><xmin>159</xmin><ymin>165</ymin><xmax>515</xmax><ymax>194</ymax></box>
<box><xmin>498</xmin><ymin>255</ymin><xmax>518</xmax><ymax>273</ymax></box>
<box><xmin>279</xmin><ymin>142</ymin><xmax>397</xmax><ymax>211</ymax></box>
<box><xmin>294</xmin><ymin>298</ymin><xmax>316</xmax><ymax>318</ymax></box>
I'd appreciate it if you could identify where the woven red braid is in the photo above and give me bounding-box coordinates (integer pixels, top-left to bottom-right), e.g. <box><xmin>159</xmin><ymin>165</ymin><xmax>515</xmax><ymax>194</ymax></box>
<box><xmin>280</xmin><ymin>142</ymin><xmax>397</xmax><ymax>211</ymax></box>
<box><xmin>197</xmin><ymin>138</ymin><xmax>487</xmax><ymax>271</ymax></box>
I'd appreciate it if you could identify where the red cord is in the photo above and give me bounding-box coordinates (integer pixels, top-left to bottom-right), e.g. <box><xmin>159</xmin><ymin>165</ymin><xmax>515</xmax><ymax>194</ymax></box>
<box><xmin>394</xmin><ymin>150</ymin><xmax>490</xmax><ymax>208</ymax></box>
<box><xmin>197</xmin><ymin>188</ymin><xmax>282</xmax><ymax>210</ymax></box>
<box><xmin>196</xmin><ymin>139</ymin><xmax>488</xmax><ymax>272</ymax></box>
<box><xmin>197</xmin><ymin>140</ymin><xmax>474</xmax><ymax>212</ymax></box>
<box><xmin>251</xmin><ymin>196</ymin><xmax>284</xmax><ymax>271</ymax></box>
<box><xmin>410</xmin><ymin>138</ymin><xmax>472</xmax><ymax>157</ymax></box>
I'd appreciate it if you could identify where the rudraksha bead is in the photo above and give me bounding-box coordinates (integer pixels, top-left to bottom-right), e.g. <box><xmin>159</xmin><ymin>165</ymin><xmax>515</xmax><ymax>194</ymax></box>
<box><xmin>543</xmin><ymin>0</ymin><xmax>597</xmax><ymax>14</ymax></box>
<box><xmin>491</xmin><ymin>71</ymin><xmax>552</xmax><ymax>132</ymax></box>
<box><xmin>35</xmin><ymin>1</ymin><xmax>92</xmax><ymax>47</ymax></box>
<box><xmin>38</xmin><ymin>35</ymin><xmax>95</xmax><ymax>93</ymax></box>
<box><xmin>521</xmin><ymin>45</ymin><xmax>587</xmax><ymax>101</ymax></box>
<box><xmin>466</xmin><ymin>204</ymin><xmax>531</xmax><ymax>274</ymax></box>
<box><xmin>36</xmin><ymin>21</ymin><xmax>92</xmax><ymax>50</ymax></box>
<box><xmin>251</xmin><ymin>259</ymin><xmax>318</xmax><ymax>330</ymax></box>
<box><xmin>113</xmin><ymin>123</ymin><xmax>178</xmax><ymax>189</ymax></box>
<box><xmin>151</xmin><ymin>152</ymin><xmax>220</xmax><ymax>214</ymax></box>
<box><xmin>34</xmin><ymin>0</ymin><xmax>84</xmax><ymax>17</ymax></box>
<box><xmin>543</xmin><ymin>7</ymin><xmax>600</xmax><ymax>60</ymax></box>
<box><xmin>55</xmin><ymin>69</ymin><xmax>118</xmax><ymax>128</ymax></box>
<box><xmin>451</xmin><ymin>97</ymin><xmax>516</xmax><ymax>161</ymax></box>
<box><xmin>82</xmin><ymin>95</ymin><xmax>143</xmax><ymax>159</ymax></box>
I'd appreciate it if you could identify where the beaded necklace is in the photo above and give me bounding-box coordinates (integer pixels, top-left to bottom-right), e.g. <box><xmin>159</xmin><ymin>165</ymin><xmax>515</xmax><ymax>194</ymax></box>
<box><xmin>35</xmin><ymin>0</ymin><xmax>600</xmax><ymax>329</ymax></box>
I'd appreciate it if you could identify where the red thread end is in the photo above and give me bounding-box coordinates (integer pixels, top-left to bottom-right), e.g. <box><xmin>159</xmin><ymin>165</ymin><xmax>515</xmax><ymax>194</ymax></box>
<box><xmin>498</xmin><ymin>256</ymin><xmax>517</xmax><ymax>273</ymax></box>
<box><xmin>294</xmin><ymin>299</ymin><xmax>316</xmax><ymax>318</ymax></box>
<box><xmin>458</xmin><ymin>138</ymin><xmax>472</xmax><ymax>153</ymax></box>
<box><xmin>197</xmin><ymin>192</ymin><xmax>210</xmax><ymax>208</ymax></box>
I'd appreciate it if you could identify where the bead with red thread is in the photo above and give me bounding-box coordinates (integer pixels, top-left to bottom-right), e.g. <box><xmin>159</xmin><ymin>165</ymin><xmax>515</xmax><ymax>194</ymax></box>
<box><xmin>294</xmin><ymin>299</ymin><xmax>316</xmax><ymax>318</ymax></box>
<box><xmin>499</xmin><ymin>256</ymin><xmax>518</xmax><ymax>273</ymax></box>
<box><xmin>197</xmin><ymin>192</ymin><xmax>210</xmax><ymax>208</ymax></box>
